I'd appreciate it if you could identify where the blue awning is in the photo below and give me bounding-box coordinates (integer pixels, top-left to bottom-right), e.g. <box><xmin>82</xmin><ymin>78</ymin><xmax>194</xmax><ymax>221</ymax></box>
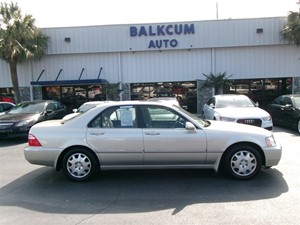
<box><xmin>31</xmin><ymin>67</ymin><xmax>108</xmax><ymax>86</ymax></box>
<box><xmin>30</xmin><ymin>79</ymin><xmax>108</xmax><ymax>86</ymax></box>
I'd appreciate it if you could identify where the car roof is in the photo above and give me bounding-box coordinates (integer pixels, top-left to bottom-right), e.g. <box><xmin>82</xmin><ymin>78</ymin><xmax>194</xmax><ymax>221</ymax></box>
<box><xmin>213</xmin><ymin>94</ymin><xmax>251</xmax><ymax>100</ymax></box>
<box><xmin>281</xmin><ymin>94</ymin><xmax>300</xmax><ymax>98</ymax></box>
<box><xmin>19</xmin><ymin>100</ymin><xmax>55</xmax><ymax>103</ymax></box>
<box><xmin>81</xmin><ymin>101</ymin><xmax>110</xmax><ymax>105</ymax></box>
<box><xmin>0</xmin><ymin>102</ymin><xmax>15</xmax><ymax>104</ymax></box>
<box><xmin>94</xmin><ymin>100</ymin><xmax>173</xmax><ymax>108</ymax></box>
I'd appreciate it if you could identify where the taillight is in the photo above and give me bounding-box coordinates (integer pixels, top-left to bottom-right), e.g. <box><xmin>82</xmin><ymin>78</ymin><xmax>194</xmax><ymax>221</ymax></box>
<box><xmin>28</xmin><ymin>134</ymin><xmax>42</xmax><ymax>146</ymax></box>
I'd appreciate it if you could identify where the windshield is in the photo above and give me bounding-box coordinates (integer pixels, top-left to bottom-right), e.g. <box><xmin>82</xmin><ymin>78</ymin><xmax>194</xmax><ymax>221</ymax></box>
<box><xmin>293</xmin><ymin>97</ymin><xmax>300</xmax><ymax>108</ymax></box>
<box><xmin>216</xmin><ymin>96</ymin><xmax>255</xmax><ymax>108</ymax></box>
<box><xmin>8</xmin><ymin>102</ymin><xmax>45</xmax><ymax>114</ymax></box>
<box><xmin>77</xmin><ymin>104</ymin><xmax>98</xmax><ymax>113</ymax></box>
<box><xmin>174</xmin><ymin>105</ymin><xmax>210</xmax><ymax>127</ymax></box>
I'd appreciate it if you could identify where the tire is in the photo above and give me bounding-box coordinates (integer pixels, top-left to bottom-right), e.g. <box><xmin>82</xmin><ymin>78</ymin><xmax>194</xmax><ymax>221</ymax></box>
<box><xmin>297</xmin><ymin>119</ymin><xmax>300</xmax><ymax>134</ymax></box>
<box><xmin>62</xmin><ymin>148</ymin><xmax>99</xmax><ymax>181</ymax></box>
<box><xmin>222</xmin><ymin>145</ymin><xmax>262</xmax><ymax>180</ymax></box>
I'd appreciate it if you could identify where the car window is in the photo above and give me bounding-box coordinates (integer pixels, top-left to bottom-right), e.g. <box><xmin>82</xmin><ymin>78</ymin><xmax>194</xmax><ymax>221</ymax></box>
<box><xmin>272</xmin><ymin>96</ymin><xmax>283</xmax><ymax>105</ymax></box>
<box><xmin>54</xmin><ymin>101</ymin><xmax>65</xmax><ymax>110</ymax></box>
<box><xmin>141</xmin><ymin>105</ymin><xmax>188</xmax><ymax>128</ymax></box>
<box><xmin>89</xmin><ymin>106</ymin><xmax>137</xmax><ymax>128</ymax></box>
<box><xmin>207</xmin><ymin>97</ymin><xmax>215</xmax><ymax>106</ymax></box>
<box><xmin>46</xmin><ymin>103</ymin><xmax>56</xmax><ymax>111</ymax></box>
<box><xmin>282</xmin><ymin>97</ymin><xmax>292</xmax><ymax>106</ymax></box>
<box><xmin>2</xmin><ymin>103</ymin><xmax>13</xmax><ymax>111</ymax></box>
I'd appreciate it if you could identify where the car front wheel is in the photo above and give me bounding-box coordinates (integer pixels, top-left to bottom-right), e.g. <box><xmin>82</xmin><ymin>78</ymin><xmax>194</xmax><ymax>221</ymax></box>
<box><xmin>222</xmin><ymin>145</ymin><xmax>262</xmax><ymax>180</ymax></box>
<box><xmin>62</xmin><ymin>148</ymin><xmax>99</xmax><ymax>181</ymax></box>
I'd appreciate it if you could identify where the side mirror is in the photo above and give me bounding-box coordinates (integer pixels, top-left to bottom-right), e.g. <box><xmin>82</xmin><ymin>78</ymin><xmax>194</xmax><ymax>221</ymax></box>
<box><xmin>185</xmin><ymin>122</ymin><xmax>196</xmax><ymax>131</ymax></box>
<box><xmin>72</xmin><ymin>108</ymin><xmax>78</xmax><ymax>113</ymax></box>
<box><xmin>181</xmin><ymin>105</ymin><xmax>188</xmax><ymax>110</ymax></box>
<box><xmin>255</xmin><ymin>102</ymin><xmax>259</xmax><ymax>107</ymax></box>
<box><xmin>209</xmin><ymin>103</ymin><xmax>215</xmax><ymax>109</ymax></box>
<box><xmin>46</xmin><ymin>109</ymin><xmax>53</xmax><ymax>114</ymax></box>
<box><xmin>285</xmin><ymin>104</ymin><xmax>292</xmax><ymax>108</ymax></box>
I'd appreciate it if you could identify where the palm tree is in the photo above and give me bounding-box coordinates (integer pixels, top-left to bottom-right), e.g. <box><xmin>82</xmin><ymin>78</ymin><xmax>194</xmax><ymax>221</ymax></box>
<box><xmin>0</xmin><ymin>2</ymin><xmax>48</xmax><ymax>103</ymax></box>
<box><xmin>281</xmin><ymin>11</ymin><xmax>300</xmax><ymax>46</ymax></box>
<box><xmin>201</xmin><ymin>72</ymin><xmax>233</xmax><ymax>94</ymax></box>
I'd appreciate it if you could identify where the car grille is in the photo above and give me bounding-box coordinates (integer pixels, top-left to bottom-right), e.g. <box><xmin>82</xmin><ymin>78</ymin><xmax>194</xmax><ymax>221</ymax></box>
<box><xmin>0</xmin><ymin>123</ymin><xmax>14</xmax><ymax>129</ymax></box>
<box><xmin>237</xmin><ymin>119</ymin><xmax>262</xmax><ymax>127</ymax></box>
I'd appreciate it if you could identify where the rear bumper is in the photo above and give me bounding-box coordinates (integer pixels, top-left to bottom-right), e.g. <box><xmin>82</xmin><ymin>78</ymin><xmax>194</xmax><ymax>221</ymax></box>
<box><xmin>24</xmin><ymin>146</ymin><xmax>61</xmax><ymax>168</ymax></box>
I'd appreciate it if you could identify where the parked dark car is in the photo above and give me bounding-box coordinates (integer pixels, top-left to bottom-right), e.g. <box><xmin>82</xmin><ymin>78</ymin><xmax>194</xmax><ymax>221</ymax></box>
<box><xmin>0</xmin><ymin>100</ymin><xmax>67</xmax><ymax>138</ymax></box>
<box><xmin>266</xmin><ymin>94</ymin><xmax>300</xmax><ymax>133</ymax></box>
<box><xmin>0</xmin><ymin>102</ymin><xmax>15</xmax><ymax>116</ymax></box>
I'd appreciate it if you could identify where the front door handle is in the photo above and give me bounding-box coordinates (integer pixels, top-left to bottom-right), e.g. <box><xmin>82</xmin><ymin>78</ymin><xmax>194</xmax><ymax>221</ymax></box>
<box><xmin>145</xmin><ymin>131</ymin><xmax>160</xmax><ymax>135</ymax></box>
<box><xmin>90</xmin><ymin>132</ymin><xmax>105</xmax><ymax>136</ymax></box>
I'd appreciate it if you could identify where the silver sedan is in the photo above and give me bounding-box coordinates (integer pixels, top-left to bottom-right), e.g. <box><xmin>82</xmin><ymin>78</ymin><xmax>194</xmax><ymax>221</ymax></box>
<box><xmin>24</xmin><ymin>101</ymin><xmax>282</xmax><ymax>181</ymax></box>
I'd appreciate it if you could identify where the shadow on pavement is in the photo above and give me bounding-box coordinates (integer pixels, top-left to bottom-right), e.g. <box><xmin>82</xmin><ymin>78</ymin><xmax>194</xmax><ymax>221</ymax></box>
<box><xmin>0</xmin><ymin>137</ymin><xmax>27</xmax><ymax>147</ymax></box>
<box><xmin>0</xmin><ymin>167</ymin><xmax>288</xmax><ymax>215</ymax></box>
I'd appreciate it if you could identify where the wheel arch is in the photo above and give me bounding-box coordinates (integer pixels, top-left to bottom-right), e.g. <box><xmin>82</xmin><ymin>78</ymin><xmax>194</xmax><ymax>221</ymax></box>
<box><xmin>56</xmin><ymin>145</ymin><xmax>100</xmax><ymax>171</ymax></box>
<box><xmin>217</xmin><ymin>141</ymin><xmax>266</xmax><ymax>171</ymax></box>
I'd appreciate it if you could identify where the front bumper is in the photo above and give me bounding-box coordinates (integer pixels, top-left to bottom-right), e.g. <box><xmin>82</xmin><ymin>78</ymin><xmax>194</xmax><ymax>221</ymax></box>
<box><xmin>262</xmin><ymin>143</ymin><xmax>282</xmax><ymax>167</ymax></box>
<box><xmin>0</xmin><ymin>128</ymin><xmax>28</xmax><ymax>138</ymax></box>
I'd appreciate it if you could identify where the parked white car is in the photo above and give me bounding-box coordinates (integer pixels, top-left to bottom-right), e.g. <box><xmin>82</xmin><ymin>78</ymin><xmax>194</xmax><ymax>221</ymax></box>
<box><xmin>62</xmin><ymin>101</ymin><xmax>107</xmax><ymax>120</ymax></box>
<box><xmin>24</xmin><ymin>101</ymin><xmax>281</xmax><ymax>181</ymax></box>
<box><xmin>203</xmin><ymin>94</ymin><xmax>273</xmax><ymax>130</ymax></box>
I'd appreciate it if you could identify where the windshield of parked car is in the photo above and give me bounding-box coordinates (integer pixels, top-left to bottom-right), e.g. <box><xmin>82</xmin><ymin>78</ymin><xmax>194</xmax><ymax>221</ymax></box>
<box><xmin>216</xmin><ymin>96</ymin><xmax>255</xmax><ymax>108</ymax></box>
<box><xmin>293</xmin><ymin>97</ymin><xmax>300</xmax><ymax>108</ymax></box>
<box><xmin>8</xmin><ymin>102</ymin><xmax>45</xmax><ymax>114</ymax></box>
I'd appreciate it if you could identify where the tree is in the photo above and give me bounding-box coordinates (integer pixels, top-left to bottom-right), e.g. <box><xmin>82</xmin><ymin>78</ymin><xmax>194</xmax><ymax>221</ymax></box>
<box><xmin>281</xmin><ymin>11</ymin><xmax>300</xmax><ymax>46</ymax></box>
<box><xmin>0</xmin><ymin>2</ymin><xmax>48</xmax><ymax>103</ymax></box>
<box><xmin>102</xmin><ymin>83</ymin><xmax>120</xmax><ymax>100</ymax></box>
<box><xmin>201</xmin><ymin>72</ymin><xmax>233</xmax><ymax>94</ymax></box>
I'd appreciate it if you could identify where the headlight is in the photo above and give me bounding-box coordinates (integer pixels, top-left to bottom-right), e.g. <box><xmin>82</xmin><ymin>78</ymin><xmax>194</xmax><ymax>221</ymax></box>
<box><xmin>262</xmin><ymin>116</ymin><xmax>272</xmax><ymax>121</ymax></box>
<box><xmin>220</xmin><ymin>117</ymin><xmax>236</xmax><ymax>122</ymax></box>
<box><xmin>265</xmin><ymin>135</ymin><xmax>276</xmax><ymax>147</ymax></box>
<box><xmin>15</xmin><ymin>119</ymin><xmax>35</xmax><ymax>127</ymax></box>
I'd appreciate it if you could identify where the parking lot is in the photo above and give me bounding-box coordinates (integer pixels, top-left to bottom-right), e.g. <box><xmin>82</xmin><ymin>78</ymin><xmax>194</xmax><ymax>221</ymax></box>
<box><xmin>0</xmin><ymin>126</ymin><xmax>299</xmax><ymax>225</ymax></box>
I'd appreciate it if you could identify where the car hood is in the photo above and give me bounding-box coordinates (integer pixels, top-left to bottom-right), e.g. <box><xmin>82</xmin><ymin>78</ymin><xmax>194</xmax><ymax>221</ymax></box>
<box><xmin>0</xmin><ymin>113</ymin><xmax>40</xmax><ymax>122</ymax></box>
<box><xmin>205</xmin><ymin>120</ymin><xmax>272</xmax><ymax>136</ymax></box>
<box><xmin>214</xmin><ymin>107</ymin><xmax>270</xmax><ymax>118</ymax></box>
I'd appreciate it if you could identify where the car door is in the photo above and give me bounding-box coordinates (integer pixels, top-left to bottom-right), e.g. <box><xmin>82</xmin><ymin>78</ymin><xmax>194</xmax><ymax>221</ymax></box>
<box><xmin>281</xmin><ymin>97</ymin><xmax>298</xmax><ymax>127</ymax></box>
<box><xmin>86</xmin><ymin>105</ymin><xmax>144</xmax><ymax>167</ymax></box>
<box><xmin>141</xmin><ymin>105</ymin><xmax>207</xmax><ymax>165</ymax></box>
<box><xmin>270</xmin><ymin>96</ymin><xmax>285</xmax><ymax>124</ymax></box>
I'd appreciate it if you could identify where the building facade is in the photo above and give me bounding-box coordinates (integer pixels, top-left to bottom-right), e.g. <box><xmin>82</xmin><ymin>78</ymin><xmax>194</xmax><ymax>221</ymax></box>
<box><xmin>0</xmin><ymin>17</ymin><xmax>299</xmax><ymax>113</ymax></box>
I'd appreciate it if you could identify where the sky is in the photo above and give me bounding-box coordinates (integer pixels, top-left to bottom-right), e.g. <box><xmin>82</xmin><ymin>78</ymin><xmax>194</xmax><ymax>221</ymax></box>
<box><xmin>1</xmin><ymin>0</ymin><xmax>300</xmax><ymax>28</ymax></box>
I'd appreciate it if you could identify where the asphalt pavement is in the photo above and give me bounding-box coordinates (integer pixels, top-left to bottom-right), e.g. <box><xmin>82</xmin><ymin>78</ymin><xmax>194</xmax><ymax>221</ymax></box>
<box><xmin>0</xmin><ymin>126</ymin><xmax>299</xmax><ymax>225</ymax></box>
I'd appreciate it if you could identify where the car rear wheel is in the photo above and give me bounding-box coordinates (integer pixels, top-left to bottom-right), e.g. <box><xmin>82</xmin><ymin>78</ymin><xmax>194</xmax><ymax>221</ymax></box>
<box><xmin>222</xmin><ymin>145</ymin><xmax>262</xmax><ymax>180</ymax></box>
<box><xmin>62</xmin><ymin>148</ymin><xmax>99</xmax><ymax>181</ymax></box>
